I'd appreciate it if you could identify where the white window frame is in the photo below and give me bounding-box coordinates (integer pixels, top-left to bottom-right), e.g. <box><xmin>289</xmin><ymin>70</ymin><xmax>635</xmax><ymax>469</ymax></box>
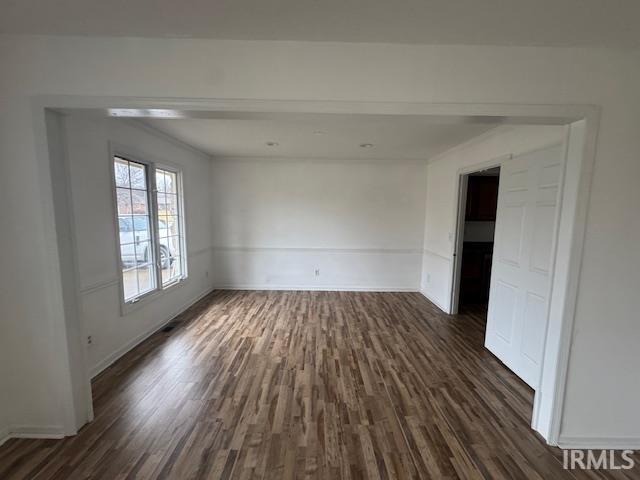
<box><xmin>109</xmin><ymin>144</ymin><xmax>188</xmax><ymax>313</ymax></box>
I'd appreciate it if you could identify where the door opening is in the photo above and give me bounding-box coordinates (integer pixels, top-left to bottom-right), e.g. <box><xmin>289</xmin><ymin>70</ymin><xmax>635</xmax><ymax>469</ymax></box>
<box><xmin>451</xmin><ymin>167</ymin><xmax>500</xmax><ymax>317</ymax></box>
<box><xmin>452</xmin><ymin>143</ymin><xmax>566</xmax><ymax>394</ymax></box>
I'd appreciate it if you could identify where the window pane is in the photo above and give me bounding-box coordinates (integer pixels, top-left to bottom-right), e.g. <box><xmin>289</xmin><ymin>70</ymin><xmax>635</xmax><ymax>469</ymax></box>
<box><xmin>120</xmin><ymin>241</ymin><xmax>136</xmax><ymax>268</ymax></box>
<box><xmin>137</xmin><ymin>264</ymin><xmax>155</xmax><ymax>295</ymax></box>
<box><xmin>162</xmin><ymin>256</ymin><xmax>181</xmax><ymax>285</ymax></box>
<box><xmin>156</xmin><ymin>193</ymin><xmax>167</xmax><ymax>215</ymax></box>
<box><xmin>167</xmin><ymin>235</ymin><xmax>180</xmax><ymax>251</ymax></box>
<box><xmin>114</xmin><ymin>158</ymin><xmax>130</xmax><ymax>187</ymax></box>
<box><xmin>129</xmin><ymin>162</ymin><xmax>147</xmax><ymax>189</ymax></box>
<box><xmin>118</xmin><ymin>216</ymin><xmax>135</xmax><ymax>254</ymax></box>
<box><xmin>158</xmin><ymin>215</ymin><xmax>169</xmax><ymax>238</ymax></box>
<box><xmin>116</xmin><ymin>188</ymin><xmax>132</xmax><ymax>215</ymax></box>
<box><xmin>132</xmin><ymin>216</ymin><xmax>150</xmax><ymax>237</ymax></box>
<box><xmin>122</xmin><ymin>267</ymin><xmax>138</xmax><ymax>300</ymax></box>
<box><xmin>158</xmin><ymin>240</ymin><xmax>169</xmax><ymax>267</ymax></box>
<box><xmin>155</xmin><ymin>168</ymin><xmax>186</xmax><ymax>288</ymax></box>
<box><xmin>156</xmin><ymin>171</ymin><xmax>167</xmax><ymax>193</ymax></box>
<box><xmin>135</xmin><ymin>240</ymin><xmax>153</xmax><ymax>265</ymax></box>
<box><xmin>113</xmin><ymin>156</ymin><xmax>157</xmax><ymax>302</ymax></box>
<box><xmin>165</xmin><ymin>193</ymin><xmax>179</xmax><ymax>215</ymax></box>
<box><xmin>131</xmin><ymin>189</ymin><xmax>148</xmax><ymax>215</ymax></box>
<box><xmin>118</xmin><ymin>215</ymin><xmax>133</xmax><ymax>233</ymax></box>
<box><xmin>164</xmin><ymin>171</ymin><xmax>177</xmax><ymax>194</ymax></box>
<box><xmin>165</xmin><ymin>216</ymin><xmax>179</xmax><ymax>236</ymax></box>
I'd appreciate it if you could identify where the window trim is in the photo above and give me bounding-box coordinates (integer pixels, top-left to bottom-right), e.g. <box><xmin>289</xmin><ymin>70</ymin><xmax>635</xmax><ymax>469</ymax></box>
<box><xmin>108</xmin><ymin>143</ymin><xmax>189</xmax><ymax>315</ymax></box>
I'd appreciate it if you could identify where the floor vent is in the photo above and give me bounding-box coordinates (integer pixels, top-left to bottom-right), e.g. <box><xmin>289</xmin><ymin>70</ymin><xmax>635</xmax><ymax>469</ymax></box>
<box><xmin>162</xmin><ymin>323</ymin><xmax>177</xmax><ymax>333</ymax></box>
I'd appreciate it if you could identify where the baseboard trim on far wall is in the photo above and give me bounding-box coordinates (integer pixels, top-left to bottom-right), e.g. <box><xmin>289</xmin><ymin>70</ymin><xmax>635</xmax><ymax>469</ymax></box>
<box><xmin>558</xmin><ymin>436</ymin><xmax>640</xmax><ymax>450</ymax></box>
<box><xmin>89</xmin><ymin>286</ymin><xmax>215</xmax><ymax>379</ymax></box>
<box><xmin>214</xmin><ymin>285</ymin><xmax>418</xmax><ymax>292</ymax></box>
<box><xmin>212</xmin><ymin>246</ymin><xmax>422</xmax><ymax>255</ymax></box>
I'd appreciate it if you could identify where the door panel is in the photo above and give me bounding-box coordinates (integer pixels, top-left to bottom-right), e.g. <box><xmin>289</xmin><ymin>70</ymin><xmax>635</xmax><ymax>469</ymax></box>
<box><xmin>485</xmin><ymin>144</ymin><xmax>564</xmax><ymax>389</ymax></box>
<box><xmin>492</xmin><ymin>280</ymin><xmax>518</xmax><ymax>343</ymax></box>
<box><xmin>521</xmin><ymin>292</ymin><xmax>546</xmax><ymax>363</ymax></box>
<box><xmin>499</xmin><ymin>203</ymin><xmax>526</xmax><ymax>266</ymax></box>
<box><xmin>530</xmin><ymin>204</ymin><xmax>556</xmax><ymax>274</ymax></box>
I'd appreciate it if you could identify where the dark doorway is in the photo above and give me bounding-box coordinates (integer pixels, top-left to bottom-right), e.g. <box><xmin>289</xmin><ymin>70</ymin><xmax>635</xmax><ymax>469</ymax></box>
<box><xmin>457</xmin><ymin>167</ymin><xmax>500</xmax><ymax>311</ymax></box>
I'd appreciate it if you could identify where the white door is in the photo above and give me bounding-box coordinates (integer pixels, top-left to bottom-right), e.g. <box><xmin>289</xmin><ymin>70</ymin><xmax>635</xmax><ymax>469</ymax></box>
<box><xmin>485</xmin><ymin>144</ymin><xmax>564</xmax><ymax>389</ymax></box>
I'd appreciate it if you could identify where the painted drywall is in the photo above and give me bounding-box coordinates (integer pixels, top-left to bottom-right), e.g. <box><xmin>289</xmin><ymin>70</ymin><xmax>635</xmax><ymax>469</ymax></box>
<box><xmin>60</xmin><ymin>114</ymin><xmax>214</xmax><ymax>377</ymax></box>
<box><xmin>421</xmin><ymin>125</ymin><xmax>566</xmax><ymax>310</ymax></box>
<box><xmin>0</xmin><ymin>36</ymin><xmax>639</xmax><ymax>444</ymax></box>
<box><xmin>44</xmin><ymin>110</ymin><xmax>91</xmax><ymax>434</ymax></box>
<box><xmin>210</xmin><ymin>157</ymin><xmax>426</xmax><ymax>290</ymax></box>
<box><xmin>0</xmin><ymin>357</ymin><xmax>8</xmax><ymax>445</ymax></box>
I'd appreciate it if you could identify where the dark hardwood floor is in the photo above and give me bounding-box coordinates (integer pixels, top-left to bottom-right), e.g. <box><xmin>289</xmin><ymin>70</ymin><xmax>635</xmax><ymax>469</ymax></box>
<box><xmin>0</xmin><ymin>291</ymin><xmax>637</xmax><ymax>479</ymax></box>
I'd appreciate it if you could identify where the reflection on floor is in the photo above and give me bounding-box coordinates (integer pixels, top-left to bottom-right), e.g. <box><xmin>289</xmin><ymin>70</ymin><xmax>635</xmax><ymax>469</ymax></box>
<box><xmin>0</xmin><ymin>291</ymin><xmax>637</xmax><ymax>479</ymax></box>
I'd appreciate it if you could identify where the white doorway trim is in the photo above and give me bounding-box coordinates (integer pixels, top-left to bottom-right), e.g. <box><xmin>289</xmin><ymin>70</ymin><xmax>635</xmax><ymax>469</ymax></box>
<box><xmin>450</xmin><ymin>156</ymin><xmax>509</xmax><ymax>315</ymax></box>
<box><xmin>450</xmin><ymin>174</ymin><xmax>468</xmax><ymax>316</ymax></box>
<box><xmin>32</xmin><ymin>96</ymin><xmax>598</xmax><ymax>447</ymax></box>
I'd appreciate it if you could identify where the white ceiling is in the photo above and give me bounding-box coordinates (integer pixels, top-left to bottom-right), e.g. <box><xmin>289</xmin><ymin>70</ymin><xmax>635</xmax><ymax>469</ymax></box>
<box><xmin>2</xmin><ymin>0</ymin><xmax>640</xmax><ymax>47</ymax></box>
<box><xmin>139</xmin><ymin>113</ymin><xmax>499</xmax><ymax>160</ymax></box>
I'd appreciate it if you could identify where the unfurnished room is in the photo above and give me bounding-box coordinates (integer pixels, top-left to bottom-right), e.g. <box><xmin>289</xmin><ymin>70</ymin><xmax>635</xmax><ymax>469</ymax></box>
<box><xmin>1</xmin><ymin>2</ymin><xmax>639</xmax><ymax>479</ymax></box>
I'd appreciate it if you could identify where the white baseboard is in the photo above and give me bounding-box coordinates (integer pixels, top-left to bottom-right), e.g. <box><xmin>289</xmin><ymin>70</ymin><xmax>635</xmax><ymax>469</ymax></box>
<box><xmin>0</xmin><ymin>425</ymin><xmax>65</xmax><ymax>445</ymax></box>
<box><xmin>558</xmin><ymin>436</ymin><xmax>640</xmax><ymax>450</ymax></box>
<box><xmin>214</xmin><ymin>284</ymin><xmax>418</xmax><ymax>292</ymax></box>
<box><xmin>89</xmin><ymin>286</ymin><xmax>215</xmax><ymax>378</ymax></box>
<box><xmin>419</xmin><ymin>289</ymin><xmax>450</xmax><ymax>313</ymax></box>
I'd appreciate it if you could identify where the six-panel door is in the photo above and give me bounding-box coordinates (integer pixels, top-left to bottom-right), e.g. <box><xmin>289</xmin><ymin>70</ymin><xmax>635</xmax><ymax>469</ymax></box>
<box><xmin>485</xmin><ymin>144</ymin><xmax>564</xmax><ymax>389</ymax></box>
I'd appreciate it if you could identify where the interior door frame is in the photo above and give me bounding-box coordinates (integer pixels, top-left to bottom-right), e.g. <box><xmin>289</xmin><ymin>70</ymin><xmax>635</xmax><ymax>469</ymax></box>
<box><xmin>450</xmin><ymin>158</ymin><xmax>508</xmax><ymax>315</ymax></box>
<box><xmin>32</xmin><ymin>96</ymin><xmax>598</xmax><ymax>447</ymax></box>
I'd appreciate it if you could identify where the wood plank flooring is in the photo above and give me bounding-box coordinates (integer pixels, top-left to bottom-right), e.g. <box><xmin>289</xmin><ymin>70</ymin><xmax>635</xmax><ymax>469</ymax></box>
<box><xmin>0</xmin><ymin>291</ymin><xmax>638</xmax><ymax>479</ymax></box>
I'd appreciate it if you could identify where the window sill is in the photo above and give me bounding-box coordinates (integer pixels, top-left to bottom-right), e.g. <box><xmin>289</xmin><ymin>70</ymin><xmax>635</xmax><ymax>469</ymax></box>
<box><xmin>120</xmin><ymin>276</ymin><xmax>188</xmax><ymax>316</ymax></box>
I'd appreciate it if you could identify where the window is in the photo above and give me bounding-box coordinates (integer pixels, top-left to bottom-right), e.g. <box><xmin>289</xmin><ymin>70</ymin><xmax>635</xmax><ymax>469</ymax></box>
<box><xmin>155</xmin><ymin>168</ymin><xmax>185</xmax><ymax>286</ymax></box>
<box><xmin>113</xmin><ymin>155</ymin><xmax>186</xmax><ymax>304</ymax></box>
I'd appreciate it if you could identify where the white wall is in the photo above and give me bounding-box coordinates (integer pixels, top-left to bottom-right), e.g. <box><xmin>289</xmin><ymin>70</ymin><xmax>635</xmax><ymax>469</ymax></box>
<box><xmin>421</xmin><ymin>125</ymin><xmax>566</xmax><ymax>311</ymax></box>
<box><xmin>210</xmin><ymin>157</ymin><xmax>426</xmax><ymax>290</ymax></box>
<box><xmin>0</xmin><ymin>358</ymin><xmax>8</xmax><ymax>445</ymax></box>
<box><xmin>1</xmin><ymin>36</ymin><xmax>639</xmax><ymax>445</ymax></box>
<box><xmin>61</xmin><ymin>114</ymin><xmax>214</xmax><ymax>377</ymax></box>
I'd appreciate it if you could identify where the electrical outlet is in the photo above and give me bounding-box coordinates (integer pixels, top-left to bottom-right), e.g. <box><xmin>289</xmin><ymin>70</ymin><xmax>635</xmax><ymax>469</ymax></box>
<box><xmin>427</xmin><ymin>274</ymin><xmax>431</xmax><ymax>283</ymax></box>
<box><xmin>314</xmin><ymin>269</ymin><xmax>320</xmax><ymax>277</ymax></box>
<box><xmin>205</xmin><ymin>270</ymin><xmax>209</xmax><ymax>278</ymax></box>
<box><xmin>87</xmin><ymin>335</ymin><xmax>93</xmax><ymax>345</ymax></box>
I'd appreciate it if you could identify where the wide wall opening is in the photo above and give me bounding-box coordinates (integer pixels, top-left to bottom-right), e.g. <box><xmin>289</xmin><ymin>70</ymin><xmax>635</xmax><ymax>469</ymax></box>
<box><xmin>38</xmin><ymin>100</ymin><xmax>593</xmax><ymax>451</ymax></box>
